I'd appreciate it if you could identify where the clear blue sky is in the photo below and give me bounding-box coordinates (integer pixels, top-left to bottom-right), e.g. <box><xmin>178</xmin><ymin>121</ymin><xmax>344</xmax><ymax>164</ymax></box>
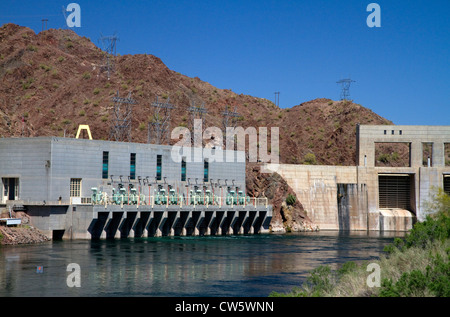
<box><xmin>1</xmin><ymin>0</ymin><xmax>449</xmax><ymax>125</ymax></box>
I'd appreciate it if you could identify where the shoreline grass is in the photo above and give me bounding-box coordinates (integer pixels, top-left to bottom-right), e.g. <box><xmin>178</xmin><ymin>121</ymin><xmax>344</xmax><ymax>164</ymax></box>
<box><xmin>270</xmin><ymin>190</ymin><xmax>450</xmax><ymax>297</ymax></box>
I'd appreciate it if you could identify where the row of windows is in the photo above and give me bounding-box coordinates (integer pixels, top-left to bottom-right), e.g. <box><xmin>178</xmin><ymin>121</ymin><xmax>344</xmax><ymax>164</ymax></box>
<box><xmin>384</xmin><ymin>129</ymin><xmax>403</xmax><ymax>135</ymax></box>
<box><xmin>101</xmin><ymin>152</ymin><xmax>209</xmax><ymax>182</ymax></box>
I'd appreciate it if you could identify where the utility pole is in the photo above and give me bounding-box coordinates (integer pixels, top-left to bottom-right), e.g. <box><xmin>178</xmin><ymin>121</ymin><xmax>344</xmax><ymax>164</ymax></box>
<box><xmin>41</xmin><ymin>19</ymin><xmax>48</xmax><ymax>32</ymax></box>
<box><xmin>274</xmin><ymin>92</ymin><xmax>280</xmax><ymax>107</ymax></box>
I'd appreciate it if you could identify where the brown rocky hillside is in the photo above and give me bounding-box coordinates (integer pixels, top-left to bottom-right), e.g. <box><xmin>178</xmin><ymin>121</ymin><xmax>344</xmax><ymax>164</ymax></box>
<box><xmin>0</xmin><ymin>23</ymin><xmax>393</xmax><ymax>166</ymax></box>
<box><xmin>0</xmin><ymin>24</ymin><xmax>396</xmax><ymax>232</ymax></box>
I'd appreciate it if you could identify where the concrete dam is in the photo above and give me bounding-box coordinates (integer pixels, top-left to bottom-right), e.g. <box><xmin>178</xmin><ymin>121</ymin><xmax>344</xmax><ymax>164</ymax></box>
<box><xmin>1</xmin><ymin>124</ymin><xmax>449</xmax><ymax>238</ymax></box>
<box><xmin>265</xmin><ymin>125</ymin><xmax>450</xmax><ymax>232</ymax></box>
<box><xmin>0</xmin><ymin>137</ymin><xmax>272</xmax><ymax>239</ymax></box>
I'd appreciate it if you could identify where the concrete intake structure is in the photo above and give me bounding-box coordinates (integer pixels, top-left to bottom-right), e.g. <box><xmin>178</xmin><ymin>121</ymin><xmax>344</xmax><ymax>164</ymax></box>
<box><xmin>265</xmin><ymin>125</ymin><xmax>450</xmax><ymax>232</ymax></box>
<box><xmin>0</xmin><ymin>137</ymin><xmax>272</xmax><ymax>239</ymax></box>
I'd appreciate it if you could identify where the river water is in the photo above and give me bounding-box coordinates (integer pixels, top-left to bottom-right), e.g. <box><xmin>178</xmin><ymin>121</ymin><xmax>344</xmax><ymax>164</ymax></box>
<box><xmin>0</xmin><ymin>231</ymin><xmax>402</xmax><ymax>297</ymax></box>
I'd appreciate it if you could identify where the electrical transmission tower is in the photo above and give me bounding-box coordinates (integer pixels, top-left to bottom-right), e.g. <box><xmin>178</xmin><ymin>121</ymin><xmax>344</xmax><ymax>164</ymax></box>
<box><xmin>222</xmin><ymin>104</ymin><xmax>240</xmax><ymax>146</ymax></box>
<box><xmin>109</xmin><ymin>91</ymin><xmax>137</xmax><ymax>142</ymax></box>
<box><xmin>336</xmin><ymin>78</ymin><xmax>356</xmax><ymax>101</ymax></box>
<box><xmin>188</xmin><ymin>101</ymin><xmax>208</xmax><ymax>145</ymax></box>
<box><xmin>99</xmin><ymin>33</ymin><xmax>118</xmax><ymax>80</ymax></box>
<box><xmin>147</xmin><ymin>96</ymin><xmax>174</xmax><ymax>145</ymax></box>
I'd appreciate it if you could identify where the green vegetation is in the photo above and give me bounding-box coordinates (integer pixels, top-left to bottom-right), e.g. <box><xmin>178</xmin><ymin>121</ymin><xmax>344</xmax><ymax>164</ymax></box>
<box><xmin>286</xmin><ymin>194</ymin><xmax>296</xmax><ymax>206</ymax></box>
<box><xmin>302</xmin><ymin>153</ymin><xmax>317</xmax><ymax>165</ymax></box>
<box><xmin>270</xmin><ymin>190</ymin><xmax>450</xmax><ymax>297</ymax></box>
<box><xmin>27</xmin><ymin>45</ymin><xmax>38</xmax><ymax>52</ymax></box>
<box><xmin>138</xmin><ymin>122</ymin><xmax>146</xmax><ymax>131</ymax></box>
<box><xmin>378</xmin><ymin>152</ymin><xmax>400</xmax><ymax>164</ymax></box>
<box><xmin>22</xmin><ymin>77</ymin><xmax>34</xmax><ymax>90</ymax></box>
<box><xmin>82</xmin><ymin>72</ymin><xmax>91</xmax><ymax>80</ymax></box>
<box><xmin>39</xmin><ymin>63</ymin><xmax>52</xmax><ymax>72</ymax></box>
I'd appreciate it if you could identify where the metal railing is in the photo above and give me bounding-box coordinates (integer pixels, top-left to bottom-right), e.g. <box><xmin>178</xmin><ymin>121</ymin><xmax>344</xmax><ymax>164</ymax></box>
<box><xmin>89</xmin><ymin>188</ymin><xmax>268</xmax><ymax>208</ymax></box>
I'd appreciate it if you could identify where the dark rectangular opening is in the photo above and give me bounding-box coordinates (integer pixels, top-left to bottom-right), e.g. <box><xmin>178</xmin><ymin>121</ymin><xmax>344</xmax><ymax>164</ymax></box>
<box><xmin>203</xmin><ymin>159</ymin><xmax>209</xmax><ymax>183</ymax></box>
<box><xmin>181</xmin><ymin>157</ymin><xmax>186</xmax><ymax>182</ymax></box>
<box><xmin>445</xmin><ymin>144</ymin><xmax>450</xmax><ymax>166</ymax></box>
<box><xmin>102</xmin><ymin>151</ymin><xmax>109</xmax><ymax>179</ymax></box>
<box><xmin>156</xmin><ymin>155</ymin><xmax>162</xmax><ymax>181</ymax></box>
<box><xmin>2</xmin><ymin>178</ymin><xmax>19</xmax><ymax>201</ymax></box>
<box><xmin>130</xmin><ymin>153</ymin><xmax>136</xmax><ymax>180</ymax></box>
<box><xmin>379</xmin><ymin>175</ymin><xmax>413</xmax><ymax>210</ymax></box>
<box><xmin>52</xmin><ymin>230</ymin><xmax>65</xmax><ymax>240</ymax></box>
<box><xmin>444</xmin><ymin>176</ymin><xmax>450</xmax><ymax>196</ymax></box>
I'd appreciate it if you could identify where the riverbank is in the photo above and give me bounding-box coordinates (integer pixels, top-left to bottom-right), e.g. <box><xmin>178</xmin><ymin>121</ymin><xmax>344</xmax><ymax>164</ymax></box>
<box><xmin>270</xmin><ymin>206</ymin><xmax>450</xmax><ymax>297</ymax></box>
<box><xmin>0</xmin><ymin>226</ymin><xmax>50</xmax><ymax>245</ymax></box>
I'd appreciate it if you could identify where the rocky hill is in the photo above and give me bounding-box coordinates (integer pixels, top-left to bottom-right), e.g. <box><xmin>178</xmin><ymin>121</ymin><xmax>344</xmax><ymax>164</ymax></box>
<box><xmin>0</xmin><ymin>23</ymin><xmax>395</xmax><ymax>233</ymax></box>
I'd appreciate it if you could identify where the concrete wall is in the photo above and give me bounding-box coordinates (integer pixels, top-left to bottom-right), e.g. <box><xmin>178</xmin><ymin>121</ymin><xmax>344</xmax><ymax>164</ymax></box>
<box><xmin>356</xmin><ymin>125</ymin><xmax>450</xmax><ymax>168</ymax></box>
<box><xmin>264</xmin><ymin>164</ymin><xmax>367</xmax><ymax>230</ymax></box>
<box><xmin>0</xmin><ymin>137</ymin><xmax>246</xmax><ymax>204</ymax></box>
<box><xmin>0</xmin><ymin>138</ymin><xmax>51</xmax><ymax>202</ymax></box>
<box><xmin>264</xmin><ymin>125</ymin><xmax>450</xmax><ymax>232</ymax></box>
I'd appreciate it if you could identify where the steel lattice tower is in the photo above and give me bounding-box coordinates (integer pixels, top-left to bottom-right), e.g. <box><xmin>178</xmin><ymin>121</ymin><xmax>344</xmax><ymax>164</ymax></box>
<box><xmin>336</xmin><ymin>78</ymin><xmax>356</xmax><ymax>101</ymax></box>
<box><xmin>99</xmin><ymin>34</ymin><xmax>118</xmax><ymax>80</ymax></box>
<box><xmin>109</xmin><ymin>91</ymin><xmax>137</xmax><ymax>142</ymax></box>
<box><xmin>147</xmin><ymin>96</ymin><xmax>175</xmax><ymax>145</ymax></box>
<box><xmin>222</xmin><ymin>104</ymin><xmax>240</xmax><ymax>147</ymax></box>
<box><xmin>188</xmin><ymin>101</ymin><xmax>208</xmax><ymax>145</ymax></box>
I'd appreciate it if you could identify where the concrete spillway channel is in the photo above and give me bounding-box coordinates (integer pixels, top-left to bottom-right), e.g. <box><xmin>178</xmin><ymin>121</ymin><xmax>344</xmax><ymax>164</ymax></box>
<box><xmin>87</xmin><ymin>205</ymin><xmax>272</xmax><ymax>239</ymax></box>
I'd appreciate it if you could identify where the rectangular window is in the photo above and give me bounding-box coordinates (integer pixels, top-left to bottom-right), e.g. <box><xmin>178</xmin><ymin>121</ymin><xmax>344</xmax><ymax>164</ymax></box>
<box><xmin>181</xmin><ymin>157</ymin><xmax>186</xmax><ymax>182</ymax></box>
<box><xmin>156</xmin><ymin>155</ymin><xmax>162</xmax><ymax>181</ymax></box>
<box><xmin>102</xmin><ymin>151</ymin><xmax>109</xmax><ymax>179</ymax></box>
<box><xmin>203</xmin><ymin>160</ymin><xmax>209</xmax><ymax>183</ymax></box>
<box><xmin>70</xmin><ymin>178</ymin><xmax>82</xmax><ymax>197</ymax></box>
<box><xmin>130</xmin><ymin>153</ymin><xmax>136</xmax><ymax>180</ymax></box>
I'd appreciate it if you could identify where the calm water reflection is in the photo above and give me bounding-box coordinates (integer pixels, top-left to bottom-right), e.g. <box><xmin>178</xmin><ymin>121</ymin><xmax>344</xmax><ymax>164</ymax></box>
<box><xmin>0</xmin><ymin>231</ymin><xmax>402</xmax><ymax>297</ymax></box>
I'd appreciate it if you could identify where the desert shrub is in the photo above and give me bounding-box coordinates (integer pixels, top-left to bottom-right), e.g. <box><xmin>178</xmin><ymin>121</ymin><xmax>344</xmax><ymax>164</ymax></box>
<box><xmin>380</xmin><ymin>250</ymin><xmax>450</xmax><ymax>297</ymax></box>
<box><xmin>285</xmin><ymin>194</ymin><xmax>296</xmax><ymax>206</ymax></box>
<box><xmin>303</xmin><ymin>153</ymin><xmax>317</xmax><ymax>165</ymax></box>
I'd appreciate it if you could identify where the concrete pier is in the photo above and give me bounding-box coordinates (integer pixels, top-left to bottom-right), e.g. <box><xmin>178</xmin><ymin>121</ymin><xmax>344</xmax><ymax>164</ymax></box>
<box><xmin>19</xmin><ymin>203</ymin><xmax>272</xmax><ymax>240</ymax></box>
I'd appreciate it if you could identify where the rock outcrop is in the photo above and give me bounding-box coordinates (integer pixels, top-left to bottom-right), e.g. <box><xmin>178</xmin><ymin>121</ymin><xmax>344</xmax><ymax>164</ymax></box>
<box><xmin>246</xmin><ymin>163</ymin><xmax>319</xmax><ymax>233</ymax></box>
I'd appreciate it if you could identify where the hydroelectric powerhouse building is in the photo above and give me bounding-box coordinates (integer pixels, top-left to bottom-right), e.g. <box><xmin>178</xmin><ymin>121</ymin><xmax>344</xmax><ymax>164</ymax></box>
<box><xmin>0</xmin><ymin>137</ymin><xmax>272</xmax><ymax>239</ymax></box>
<box><xmin>2</xmin><ymin>125</ymin><xmax>449</xmax><ymax>238</ymax></box>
